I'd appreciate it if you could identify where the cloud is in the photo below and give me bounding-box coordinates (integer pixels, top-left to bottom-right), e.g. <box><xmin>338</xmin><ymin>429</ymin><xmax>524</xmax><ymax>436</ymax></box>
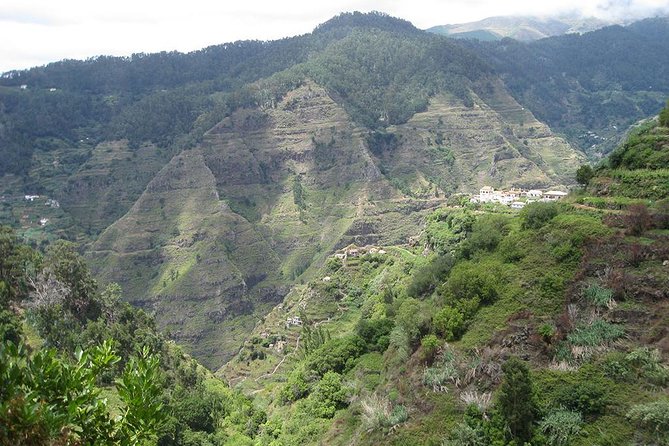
<box><xmin>1</xmin><ymin>0</ymin><xmax>667</xmax><ymax>73</ymax></box>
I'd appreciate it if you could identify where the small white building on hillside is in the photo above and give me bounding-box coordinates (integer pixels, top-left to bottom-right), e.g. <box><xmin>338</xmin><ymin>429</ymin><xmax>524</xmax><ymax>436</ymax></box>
<box><xmin>544</xmin><ymin>191</ymin><xmax>568</xmax><ymax>201</ymax></box>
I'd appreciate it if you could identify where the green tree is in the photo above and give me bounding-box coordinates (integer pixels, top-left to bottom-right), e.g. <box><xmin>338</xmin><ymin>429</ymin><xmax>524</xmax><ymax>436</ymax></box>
<box><xmin>498</xmin><ymin>357</ymin><xmax>537</xmax><ymax>444</ymax></box>
<box><xmin>307</xmin><ymin>371</ymin><xmax>348</xmax><ymax>418</ymax></box>
<box><xmin>660</xmin><ymin>99</ymin><xmax>669</xmax><ymax>127</ymax></box>
<box><xmin>520</xmin><ymin>202</ymin><xmax>559</xmax><ymax>230</ymax></box>
<box><xmin>44</xmin><ymin>240</ymin><xmax>99</xmax><ymax>321</ymax></box>
<box><xmin>433</xmin><ymin>306</ymin><xmax>465</xmax><ymax>340</ymax></box>
<box><xmin>421</xmin><ymin>334</ymin><xmax>440</xmax><ymax>362</ymax></box>
<box><xmin>0</xmin><ymin>340</ymin><xmax>165</xmax><ymax>445</ymax></box>
<box><xmin>575</xmin><ymin>164</ymin><xmax>594</xmax><ymax>187</ymax></box>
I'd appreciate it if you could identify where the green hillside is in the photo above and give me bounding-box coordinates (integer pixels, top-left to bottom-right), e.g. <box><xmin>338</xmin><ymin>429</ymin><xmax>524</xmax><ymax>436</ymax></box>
<box><xmin>1</xmin><ymin>11</ymin><xmax>669</xmax><ymax>378</ymax></box>
<box><xmin>1</xmin><ymin>16</ymin><xmax>669</xmax><ymax>443</ymax></box>
<box><xmin>217</xmin><ymin>107</ymin><xmax>669</xmax><ymax>444</ymax></box>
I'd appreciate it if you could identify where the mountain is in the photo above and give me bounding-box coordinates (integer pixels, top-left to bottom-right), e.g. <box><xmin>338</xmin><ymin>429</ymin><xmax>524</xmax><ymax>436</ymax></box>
<box><xmin>2</xmin><ymin>11</ymin><xmax>669</xmax><ymax>446</ymax></box>
<box><xmin>218</xmin><ymin>104</ymin><xmax>669</xmax><ymax>445</ymax></box>
<box><xmin>427</xmin><ymin>14</ymin><xmax>614</xmax><ymax>41</ymax></box>
<box><xmin>464</xmin><ymin>17</ymin><xmax>669</xmax><ymax>158</ymax></box>
<box><xmin>0</xmin><ymin>12</ymin><xmax>668</xmax><ymax>369</ymax></box>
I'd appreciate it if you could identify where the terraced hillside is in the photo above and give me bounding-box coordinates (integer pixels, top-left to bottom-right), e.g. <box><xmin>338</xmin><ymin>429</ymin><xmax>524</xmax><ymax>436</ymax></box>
<box><xmin>86</xmin><ymin>76</ymin><xmax>588</xmax><ymax>368</ymax></box>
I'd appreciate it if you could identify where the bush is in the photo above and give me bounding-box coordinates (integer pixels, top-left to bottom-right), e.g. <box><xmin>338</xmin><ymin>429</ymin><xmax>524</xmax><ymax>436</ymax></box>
<box><xmin>307</xmin><ymin>371</ymin><xmax>348</xmax><ymax>419</ymax></box>
<box><xmin>406</xmin><ymin>255</ymin><xmax>454</xmax><ymax>297</ymax></box>
<box><xmin>357</xmin><ymin>318</ymin><xmax>393</xmax><ymax>352</ymax></box>
<box><xmin>554</xmin><ymin>380</ymin><xmax>608</xmax><ymax>416</ymax></box>
<box><xmin>660</xmin><ymin>102</ymin><xmax>669</xmax><ymax>127</ymax></box>
<box><xmin>421</xmin><ymin>334</ymin><xmax>440</xmax><ymax>362</ymax></box>
<box><xmin>520</xmin><ymin>202</ymin><xmax>559</xmax><ymax>230</ymax></box>
<box><xmin>441</xmin><ymin>260</ymin><xmax>501</xmax><ymax>305</ymax></box>
<box><xmin>539</xmin><ymin>409</ymin><xmax>583</xmax><ymax>446</ymax></box>
<box><xmin>627</xmin><ymin>399</ymin><xmax>669</xmax><ymax>444</ymax></box>
<box><xmin>576</xmin><ymin>165</ymin><xmax>594</xmax><ymax>186</ymax></box>
<box><xmin>567</xmin><ymin>319</ymin><xmax>625</xmax><ymax>347</ymax></box>
<box><xmin>306</xmin><ymin>335</ymin><xmax>366</xmax><ymax>376</ymax></box>
<box><xmin>279</xmin><ymin>366</ymin><xmax>313</xmax><ymax>404</ymax></box>
<box><xmin>433</xmin><ymin>306</ymin><xmax>465</xmax><ymax>340</ymax></box>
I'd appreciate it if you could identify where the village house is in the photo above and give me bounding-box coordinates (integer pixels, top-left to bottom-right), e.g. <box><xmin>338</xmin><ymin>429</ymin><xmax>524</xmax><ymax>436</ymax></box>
<box><xmin>39</xmin><ymin>218</ymin><xmax>49</xmax><ymax>226</ymax></box>
<box><xmin>473</xmin><ymin>186</ymin><xmax>567</xmax><ymax>208</ymax></box>
<box><xmin>526</xmin><ymin>190</ymin><xmax>543</xmax><ymax>199</ymax></box>
<box><xmin>24</xmin><ymin>194</ymin><xmax>40</xmax><ymax>201</ymax></box>
<box><xmin>478</xmin><ymin>186</ymin><xmax>495</xmax><ymax>203</ymax></box>
<box><xmin>285</xmin><ymin>316</ymin><xmax>303</xmax><ymax>328</ymax></box>
<box><xmin>544</xmin><ymin>191</ymin><xmax>568</xmax><ymax>201</ymax></box>
<box><xmin>332</xmin><ymin>244</ymin><xmax>387</xmax><ymax>264</ymax></box>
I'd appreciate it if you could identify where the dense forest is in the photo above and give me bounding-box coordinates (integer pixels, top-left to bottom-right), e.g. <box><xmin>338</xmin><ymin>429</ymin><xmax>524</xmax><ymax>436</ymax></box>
<box><xmin>2</xmin><ymin>13</ymin><xmax>668</xmax><ymax>178</ymax></box>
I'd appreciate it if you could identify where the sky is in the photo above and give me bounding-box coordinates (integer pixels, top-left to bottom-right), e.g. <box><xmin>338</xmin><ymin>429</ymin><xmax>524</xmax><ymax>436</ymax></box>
<box><xmin>1</xmin><ymin>0</ymin><xmax>668</xmax><ymax>73</ymax></box>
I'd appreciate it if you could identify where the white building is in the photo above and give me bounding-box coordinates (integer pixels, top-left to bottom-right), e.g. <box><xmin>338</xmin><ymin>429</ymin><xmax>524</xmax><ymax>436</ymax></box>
<box><xmin>544</xmin><ymin>191</ymin><xmax>568</xmax><ymax>200</ymax></box>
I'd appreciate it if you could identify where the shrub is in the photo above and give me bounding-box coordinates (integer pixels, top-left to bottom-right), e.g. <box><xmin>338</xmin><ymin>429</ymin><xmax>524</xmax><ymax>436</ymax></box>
<box><xmin>625</xmin><ymin>348</ymin><xmax>669</xmax><ymax>387</ymax></box>
<box><xmin>306</xmin><ymin>335</ymin><xmax>366</xmax><ymax>376</ymax></box>
<box><xmin>554</xmin><ymin>380</ymin><xmax>608</xmax><ymax>416</ymax></box>
<box><xmin>520</xmin><ymin>202</ymin><xmax>559</xmax><ymax>230</ymax></box>
<box><xmin>567</xmin><ymin>319</ymin><xmax>625</xmax><ymax>347</ymax></box>
<box><xmin>357</xmin><ymin>318</ymin><xmax>393</xmax><ymax>352</ymax></box>
<box><xmin>576</xmin><ymin>165</ymin><xmax>594</xmax><ymax>186</ymax></box>
<box><xmin>307</xmin><ymin>371</ymin><xmax>348</xmax><ymax>419</ymax></box>
<box><xmin>442</xmin><ymin>422</ymin><xmax>487</xmax><ymax>446</ymax></box>
<box><xmin>583</xmin><ymin>284</ymin><xmax>615</xmax><ymax>308</ymax></box>
<box><xmin>627</xmin><ymin>399</ymin><xmax>669</xmax><ymax>444</ymax></box>
<box><xmin>539</xmin><ymin>409</ymin><xmax>583</xmax><ymax>446</ymax></box>
<box><xmin>441</xmin><ymin>261</ymin><xmax>501</xmax><ymax>305</ymax></box>
<box><xmin>433</xmin><ymin>306</ymin><xmax>465</xmax><ymax>340</ymax></box>
<box><xmin>407</xmin><ymin>255</ymin><xmax>454</xmax><ymax>297</ymax></box>
<box><xmin>279</xmin><ymin>366</ymin><xmax>313</xmax><ymax>404</ymax></box>
<box><xmin>395</xmin><ymin>297</ymin><xmax>430</xmax><ymax>343</ymax></box>
<box><xmin>421</xmin><ymin>334</ymin><xmax>440</xmax><ymax>362</ymax></box>
<box><xmin>659</xmin><ymin>100</ymin><xmax>669</xmax><ymax>127</ymax></box>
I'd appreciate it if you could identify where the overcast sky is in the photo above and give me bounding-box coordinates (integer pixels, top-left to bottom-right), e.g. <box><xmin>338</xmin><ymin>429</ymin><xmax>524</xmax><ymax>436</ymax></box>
<box><xmin>1</xmin><ymin>0</ymin><xmax>668</xmax><ymax>73</ymax></box>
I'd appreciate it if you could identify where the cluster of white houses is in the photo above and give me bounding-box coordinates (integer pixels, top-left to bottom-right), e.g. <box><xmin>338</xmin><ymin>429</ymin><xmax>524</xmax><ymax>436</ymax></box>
<box><xmin>471</xmin><ymin>186</ymin><xmax>568</xmax><ymax>209</ymax></box>
<box><xmin>333</xmin><ymin>244</ymin><xmax>387</xmax><ymax>264</ymax></box>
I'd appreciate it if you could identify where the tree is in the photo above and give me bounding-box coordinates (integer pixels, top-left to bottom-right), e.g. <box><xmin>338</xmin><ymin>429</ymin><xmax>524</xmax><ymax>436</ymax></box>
<box><xmin>520</xmin><ymin>202</ymin><xmax>559</xmax><ymax>230</ymax></box>
<box><xmin>307</xmin><ymin>371</ymin><xmax>348</xmax><ymax>418</ymax></box>
<box><xmin>44</xmin><ymin>240</ymin><xmax>99</xmax><ymax>321</ymax></box>
<box><xmin>660</xmin><ymin>99</ymin><xmax>669</xmax><ymax>127</ymax></box>
<box><xmin>498</xmin><ymin>357</ymin><xmax>537</xmax><ymax>444</ymax></box>
<box><xmin>575</xmin><ymin>164</ymin><xmax>594</xmax><ymax>187</ymax></box>
<box><xmin>0</xmin><ymin>340</ymin><xmax>165</xmax><ymax>445</ymax></box>
<box><xmin>433</xmin><ymin>306</ymin><xmax>465</xmax><ymax>340</ymax></box>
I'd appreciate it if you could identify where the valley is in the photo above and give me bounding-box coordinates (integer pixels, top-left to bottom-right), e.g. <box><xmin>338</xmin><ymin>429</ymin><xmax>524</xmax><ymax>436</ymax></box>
<box><xmin>1</xmin><ymin>10</ymin><xmax>669</xmax><ymax>446</ymax></box>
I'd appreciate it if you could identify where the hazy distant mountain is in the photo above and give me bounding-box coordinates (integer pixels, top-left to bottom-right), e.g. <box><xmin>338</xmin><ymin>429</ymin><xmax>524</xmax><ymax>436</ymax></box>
<box><xmin>427</xmin><ymin>14</ymin><xmax>614</xmax><ymax>41</ymax></box>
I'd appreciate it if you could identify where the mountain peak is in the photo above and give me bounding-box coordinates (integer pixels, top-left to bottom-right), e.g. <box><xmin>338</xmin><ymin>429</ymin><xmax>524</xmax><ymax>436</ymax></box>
<box><xmin>313</xmin><ymin>11</ymin><xmax>420</xmax><ymax>36</ymax></box>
